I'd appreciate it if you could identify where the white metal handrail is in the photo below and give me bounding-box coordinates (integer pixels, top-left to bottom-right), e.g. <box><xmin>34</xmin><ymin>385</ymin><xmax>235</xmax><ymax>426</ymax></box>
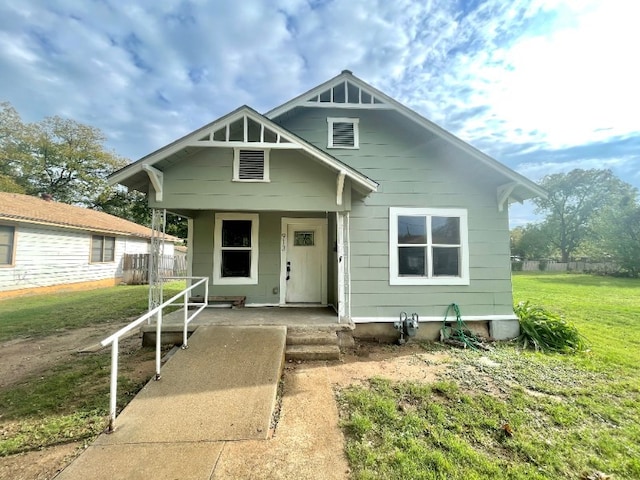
<box><xmin>100</xmin><ymin>276</ymin><xmax>209</xmax><ymax>432</ymax></box>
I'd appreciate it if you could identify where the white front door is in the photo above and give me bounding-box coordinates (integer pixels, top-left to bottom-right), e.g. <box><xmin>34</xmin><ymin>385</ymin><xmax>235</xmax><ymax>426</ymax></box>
<box><xmin>281</xmin><ymin>218</ymin><xmax>327</xmax><ymax>304</ymax></box>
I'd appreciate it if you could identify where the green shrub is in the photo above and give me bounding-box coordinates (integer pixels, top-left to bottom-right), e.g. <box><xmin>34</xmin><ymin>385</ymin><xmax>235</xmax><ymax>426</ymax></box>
<box><xmin>514</xmin><ymin>301</ymin><xmax>588</xmax><ymax>354</ymax></box>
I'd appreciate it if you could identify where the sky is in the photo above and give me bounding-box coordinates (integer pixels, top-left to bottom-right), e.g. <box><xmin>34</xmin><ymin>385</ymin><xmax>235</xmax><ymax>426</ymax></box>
<box><xmin>1</xmin><ymin>0</ymin><xmax>639</xmax><ymax>226</ymax></box>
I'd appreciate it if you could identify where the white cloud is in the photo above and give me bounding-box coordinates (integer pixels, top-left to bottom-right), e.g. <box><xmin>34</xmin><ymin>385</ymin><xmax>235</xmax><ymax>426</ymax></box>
<box><xmin>0</xmin><ymin>0</ymin><xmax>638</xmax><ymax>218</ymax></box>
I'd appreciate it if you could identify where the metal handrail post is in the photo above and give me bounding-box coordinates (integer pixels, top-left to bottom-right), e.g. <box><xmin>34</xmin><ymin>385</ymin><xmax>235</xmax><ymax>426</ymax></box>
<box><xmin>155</xmin><ymin>309</ymin><xmax>162</xmax><ymax>381</ymax></box>
<box><xmin>182</xmin><ymin>291</ymin><xmax>189</xmax><ymax>349</ymax></box>
<box><xmin>101</xmin><ymin>276</ymin><xmax>208</xmax><ymax>431</ymax></box>
<box><xmin>108</xmin><ymin>337</ymin><xmax>119</xmax><ymax>433</ymax></box>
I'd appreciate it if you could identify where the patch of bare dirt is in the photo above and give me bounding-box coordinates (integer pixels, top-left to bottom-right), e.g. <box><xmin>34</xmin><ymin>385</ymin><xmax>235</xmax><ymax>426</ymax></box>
<box><xmin>0</xmin><ymin>442</ymin><xmax>83</xmax><ymax>480</ymax></box>
<box><xmin>0</xmin><ymin>321</ymin><xmax>137</xmax><ymax>389</ymax></box>
<box><xmin>330</xmin><ymin>341</ymin><xmax>451</xmax><ymax>386</ymax></box>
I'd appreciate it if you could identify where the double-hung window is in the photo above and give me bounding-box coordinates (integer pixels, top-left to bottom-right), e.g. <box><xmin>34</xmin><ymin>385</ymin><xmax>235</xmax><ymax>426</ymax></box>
<box><xmin>0</xmin><ymin>225</ymin><xmax>15</xmax><ymax>266</ymax></box>
<box><xmin>327</xmin><ymin>117</ymin><xmax>359</xmax><ymax>149</ymax></box>
<box><xmin>213</xmin><ymin>213</ymin><xmax>259</xmax><ymax>284</ymax></box>
<box><xmin>389</xmin><ymin>208</ymin><xmax>469</xmax><ymax>285</ymax></box>
<box><xmin>91</xmin><ymin>235</ymin><xmax>115</xmax><ymax>263</ymax></box>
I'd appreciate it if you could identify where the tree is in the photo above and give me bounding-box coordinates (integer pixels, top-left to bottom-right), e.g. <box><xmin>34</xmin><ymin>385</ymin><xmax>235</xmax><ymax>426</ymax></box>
<box><xmin>93</xmin><ymin>188</ymin><xmax>187</xmax><ymax>240</ymax></box>
<box><xmin>594</xmin><ymin>200</ymin><xmax>640</xmax><ymax>277</ymax></box>
<box><xmin>511</xmin><ymin>223</ymin><xmax>555</xmax><ymax>260</ymax></box>
<box><xmin>0</xmin><ymin>102</ymin><xmax>127</xmax><ymax>204</ymax></box>
<box><xmin>534</xmin><ymin>169</ymin><xmax>637</xmax><ymax>262</ymax></box>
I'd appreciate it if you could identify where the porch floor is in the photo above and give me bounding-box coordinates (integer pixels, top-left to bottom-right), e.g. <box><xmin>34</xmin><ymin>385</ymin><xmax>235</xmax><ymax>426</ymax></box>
<box><xmin>160</xmin><ymin>306</ymin><xmax>344</xmax><ymax>329</ymax></box>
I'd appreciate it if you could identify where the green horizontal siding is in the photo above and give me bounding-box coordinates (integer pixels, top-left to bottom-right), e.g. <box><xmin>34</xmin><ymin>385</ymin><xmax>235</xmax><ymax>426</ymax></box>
<box><xmin>150</xmin><ymin>148</ymin><xmax>350</xmax><ymax>212</ymax></box>
<box><xmin>274</xmin><ymin>107</ymin><xmax>515</xmax><ymax>319</ymax></box>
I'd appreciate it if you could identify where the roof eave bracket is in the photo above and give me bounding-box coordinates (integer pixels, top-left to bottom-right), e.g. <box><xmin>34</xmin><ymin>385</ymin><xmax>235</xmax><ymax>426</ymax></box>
<box><xmin>143</xmin><ymin>165</ymin><xmax>164</xmax><ymax>202</ymax></box>
<box><xmin>497</xmin><ymin>182</ymin><xmax>518</xmax><ymax>212</ymax></box>
<box><xmin>336</xmin><ymin>171</ymin><xmax>346</xmax><ymax>206</ymax></box>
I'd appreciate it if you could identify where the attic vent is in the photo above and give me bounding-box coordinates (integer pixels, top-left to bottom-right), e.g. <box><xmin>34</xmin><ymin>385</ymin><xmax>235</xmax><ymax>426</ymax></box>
<box><xmin>332</xmin><ymin>122</ymin><xmax>355</xmax><ymax>147</ymax></box>
<box><xmin>327</xmin><ymin>117</ymin><xmax>359</xmax><ymax>149</ymax></box>
<box><xmin>234</xmin><ymin>149</ymin><xmax>270</xmax><ymax>182</ymax></box>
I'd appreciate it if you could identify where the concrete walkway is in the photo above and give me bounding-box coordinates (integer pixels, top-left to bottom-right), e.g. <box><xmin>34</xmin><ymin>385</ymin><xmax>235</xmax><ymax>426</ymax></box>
<box><xmin>56</xmin><ymin>326</ymin><xmax>287</xmax><ymax>480</ymax></box>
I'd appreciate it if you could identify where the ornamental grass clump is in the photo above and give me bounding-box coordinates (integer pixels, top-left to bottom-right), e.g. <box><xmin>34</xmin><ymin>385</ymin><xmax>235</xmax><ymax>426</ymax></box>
<box><xmin>514</xmin><ymin>301</ymin><xmax>588</xmax><ymax>354</ymax></box>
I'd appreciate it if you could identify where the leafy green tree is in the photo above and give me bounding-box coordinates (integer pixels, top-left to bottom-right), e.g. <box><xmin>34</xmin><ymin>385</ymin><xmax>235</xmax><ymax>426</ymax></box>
<box><xmin>93</xmin><ymin>188</ymin><xmax>187</xmax><ymax>240</ymax></box>
<box><xmin>2</xmin><ymin>102</ymin><xmax>185</xmax><ymax>240</ymax></box>
<box><xmin>0</xmin><ymin>174</ymin><xmax>25</xmax><ymax>193</ymax></box>
<box><xmin>534</xmin><ymin>169</ymin><xmax>637</xmax><ymax>262</ymax></box>
<box><xmin>0</xmin><ymin>102</ymin><xmax>127</xmax><ymax>205</ymax></box>
<box><xmin>511</xmin><ymin>223</ymin><xmax>555</xmax><ymax>260</ymax></box>
<box><xmin>594</xmin><ymin>200</ymin><xmax>640</xmax><ymax>277</ymax></box>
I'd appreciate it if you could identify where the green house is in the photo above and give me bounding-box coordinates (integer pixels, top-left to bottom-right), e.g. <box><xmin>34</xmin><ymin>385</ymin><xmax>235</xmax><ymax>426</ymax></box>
<box><xmin>110</xmin><ymin>71</ymin><xmax>544</xmax><ymax>340</ymax></box>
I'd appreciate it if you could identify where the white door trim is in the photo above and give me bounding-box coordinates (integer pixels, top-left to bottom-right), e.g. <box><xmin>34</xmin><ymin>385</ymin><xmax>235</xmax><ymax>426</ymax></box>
<box><xmin>279</xmin><ymin>217</ymin><xmax>328</xmax><ymax>305</ymax></box>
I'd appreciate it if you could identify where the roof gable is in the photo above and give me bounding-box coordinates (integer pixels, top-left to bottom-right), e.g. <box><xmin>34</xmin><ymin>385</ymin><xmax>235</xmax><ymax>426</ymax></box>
<box><xmin>0</xmin><ymin>192</ymin><xmax>180</xmax><ymax>241</ymax></box>
<box><xmin>266</xmin><ymin>71</ymin><xmax>546</xmax><ymax>204</ymax></box>
<box><xmin>109</xmin><ymin>106</ymin><xmax>377</xmax><ymax>194</ymax></box>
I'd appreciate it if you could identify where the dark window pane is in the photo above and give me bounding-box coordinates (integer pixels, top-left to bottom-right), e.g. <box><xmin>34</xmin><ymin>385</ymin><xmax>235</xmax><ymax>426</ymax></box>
<box><xmin>228</xmin><ymin>118</ymin><xmax>244</xmax><ymax>141</ymax></box>
<box><xmin>294</xmin><ymin>231</ymin><xmax>314</xmax><ymax>246</ymax></box>
<box><xmin>0</xmin><ymin>246</ymin><xmax>11</xmax><ymax>264</ymax></box>
<box><xmin>0</xmin><ymin>225</ymin><xmax>14</xmax><ymax>264</ymax></box>
<box><xmin>432</xmin><ymin>217</ymin><xmax>460</xmax><ymax>244</ymax></box>
<box><xmin>91</xmin><ymin>235</ymin><xmax>103</xmax><ymax>262</ymax></box>
<box><xmin>398</xmin><ymin>247</ymin><xmax>426</xmax><ymax>276</ymax></box>
<box><xmin>221</xmin><ymin>250</ymin><xmax>251</xmax><ymax>277</ymax></box>
<box><xmin>432</xmin><ymin>247</ymin><xmax>460</xmax><ymax>276</ymax></box>
<box><xmin>247</xmin><ymin>117</ymin><xmax>261</xmax><ymax>142</ymax></box>
<box><xmin>222</xmin><ymin>220</ymin><xmax>252</xmax><ymax>247</ymax></box>
<box><xmin>104</xmin><ymin>237</ymin><xmax>115</xmax><ymax>262</ymax></box>
<box><xmin>333</xmin><ymin>82</ymin><xmax>346</xmax><ymax>102</ymax></box>
<box><xmin>398</xmin><ymin>216</ymin><xmax>426</xmax><ymax>244</ymax></box>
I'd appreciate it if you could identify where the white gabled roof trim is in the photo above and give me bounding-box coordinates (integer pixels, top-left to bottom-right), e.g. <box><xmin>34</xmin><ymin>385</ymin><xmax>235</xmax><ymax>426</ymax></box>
<box><xmin>109</xmin><ymin>106</ymin><xmax>378</xmax><ymax>193</ymax></box>
<box><xmin>266</xmin><ymin>71</ymin><xmax>546</xmax><ymax>201</ymax></box>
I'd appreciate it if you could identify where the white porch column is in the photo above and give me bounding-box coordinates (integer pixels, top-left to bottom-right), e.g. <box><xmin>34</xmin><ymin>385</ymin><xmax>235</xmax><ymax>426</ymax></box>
<box><xmin>336</xmin><ymin>211</ymin><xmax>351</xmax><ymax>320</ymax></box>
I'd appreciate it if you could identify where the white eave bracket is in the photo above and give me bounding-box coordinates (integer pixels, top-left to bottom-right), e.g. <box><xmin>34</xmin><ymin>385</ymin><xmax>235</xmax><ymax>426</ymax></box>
<box><xmin>336</xmin><ymin>171</ymin><xmax>346</xmax><ymax>206</ymax></box>
<box><xmin>143</xmin><ymin>165</ymin><xmax>164</xmax><ymax>202</ymax></box>
<box><xmin>497</xmin><ymin>182</ymin><xmax>518</xmax><ymax>212</ymax></box>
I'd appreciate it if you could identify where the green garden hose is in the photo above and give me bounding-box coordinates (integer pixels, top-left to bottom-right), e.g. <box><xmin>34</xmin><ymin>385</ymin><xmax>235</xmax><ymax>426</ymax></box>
<box><xmin>442</xmin><ymin>303</ymin><xmax>480</xmax><ymax>350</ymax></box>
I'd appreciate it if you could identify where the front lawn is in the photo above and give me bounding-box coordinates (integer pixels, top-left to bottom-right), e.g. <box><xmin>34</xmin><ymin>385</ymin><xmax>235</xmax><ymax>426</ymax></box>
<box><xmin>339</xmin><ymin>273</ymin><xmax>640</xmax><ymax>479</ymax></box>
<box><xmin>0</xmin><ymin>281</ymin><xmax>186</xmax><ymax>341</ymax></box>
<box><xmin>0</xmin><ymin>282</ymin><xmax>185</xmax><ymax>456</ymax></box>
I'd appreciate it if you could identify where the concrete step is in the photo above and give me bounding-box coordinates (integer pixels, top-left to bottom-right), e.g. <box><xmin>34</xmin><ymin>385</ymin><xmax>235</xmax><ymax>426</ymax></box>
<box><xmin>285</xmin><ymin>344</ymin><xmax>341</xmax><ymax>361</ymax></box>
<box><xmin>286</xmin><ymin>330</ymin><xmax>338</xmax><ymax>346</ymax></box>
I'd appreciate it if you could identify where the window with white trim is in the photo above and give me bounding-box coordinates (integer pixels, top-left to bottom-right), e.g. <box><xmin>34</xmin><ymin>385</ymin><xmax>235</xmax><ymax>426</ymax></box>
<box><xmin>233</xmin><ymin>148</ymin><xmax>270</xmax><ymax>182</ymax></box>
<box><xmin>91</xmin><ymin>235</ymin><xmax>115</xmax><ymax>263</ymax></box>
<box><xmin>0</xmin><ymin>225</ymin><xmax>15</xmax><ymax>266</ymax></box>
<box><xmin>213</xmin><ymin>213</ymin><xmax>259</xmax><ymax>284</ymax></box>
<box><xmin>327</xmin><ymin>117</ymin><xmax>359</xmax><ymax>149</ymax></box>
<box><xmin>389</xmin><ymin>208</ymin><xmax>469</xmax><ymax>285</ymax></box>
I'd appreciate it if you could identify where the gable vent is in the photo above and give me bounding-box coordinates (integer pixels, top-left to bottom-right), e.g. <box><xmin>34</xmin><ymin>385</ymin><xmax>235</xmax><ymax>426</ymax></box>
<box><xmin>238</xmin><ymin>150</ymin><xmax>265</xmax><ymax>180</ymax></box>
<box><xmin>332</xmin><ymin>122</ymin><xmax>355</xmax><ymax>147</ymax></box>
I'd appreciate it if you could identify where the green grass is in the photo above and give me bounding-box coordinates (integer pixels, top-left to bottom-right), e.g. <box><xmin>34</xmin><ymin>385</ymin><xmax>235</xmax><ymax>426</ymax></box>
<box><xmin>0</xmin><ymin>345</ymin><xmax>155</xmax><ymax>456</ymax></box>
<box><xmin>339</xmin><ymin>273</ymin><xmax>640</xmax><ymax>479</ymax></box>
<box><xmin>0</xmin><ymin>281</ymin><xmax>185</xmax><ymax>456</ymax></box>
<box><xmin>0</xmin><ymin>281</ymin><xmax>186</xmax><ymax>341</ymax></box>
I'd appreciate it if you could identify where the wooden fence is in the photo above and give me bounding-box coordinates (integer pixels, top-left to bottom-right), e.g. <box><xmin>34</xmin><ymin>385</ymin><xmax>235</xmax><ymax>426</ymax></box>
<box><xmin>122</xmin><ymin>253</ymin><xmax>188</xmax><ymax>285</ymax></box>
<box><xmin>513</xmin><ymin>260</ymin><xmax>617</xmax><ymax>274</ymax></box>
